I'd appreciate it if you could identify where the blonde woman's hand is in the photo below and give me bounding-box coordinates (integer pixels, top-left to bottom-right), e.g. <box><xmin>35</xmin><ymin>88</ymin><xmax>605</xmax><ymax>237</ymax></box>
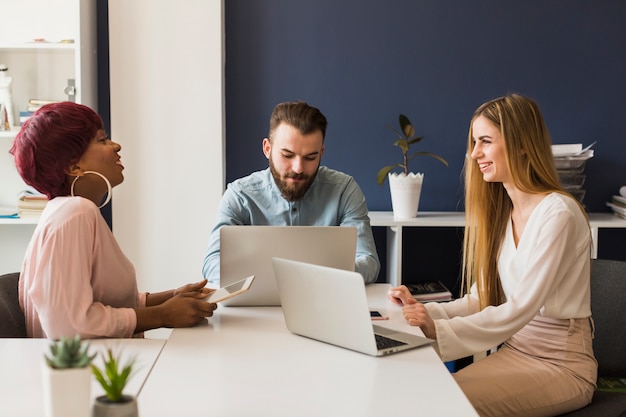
<box><xmin>402</xmin><ymin>302</ymin><xmax>436</xmax><ymax>340</ymax></box>
<box><xmin>387</xmin><ymin>285</ymin><xmax>416</xmax><ymax>306</ymax></box>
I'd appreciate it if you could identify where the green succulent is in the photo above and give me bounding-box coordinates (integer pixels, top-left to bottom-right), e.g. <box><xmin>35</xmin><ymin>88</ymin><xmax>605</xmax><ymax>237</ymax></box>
<box><xmin>376</xmin><ymin>114</ymin><xmax>449</xmax><ymax>185</ymax></box>
<box><xmin>91</xmin><ymin>348</ymin><xmax>136</xmax><ymax>402</ymax></box>
<box><xmin>44</xmin><ymin>335</ymin><xmax>95</xmax><ymax>369</ymax></box>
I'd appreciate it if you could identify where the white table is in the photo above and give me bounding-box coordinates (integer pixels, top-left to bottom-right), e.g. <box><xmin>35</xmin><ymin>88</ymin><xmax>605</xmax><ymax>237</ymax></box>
<box><xmin>0</xmin><ymin>338</ymin><xmax>166</xmax><ymax>417</ymax></box>
<box><xmin>139</xmin><ymin>284</ymin><xmax>478</xmax><ymax>417</ymax></box>
<box><xmin>369</xmin><ymin>211</ymin><xmax>626</xmax><ymax>286</ymax></box>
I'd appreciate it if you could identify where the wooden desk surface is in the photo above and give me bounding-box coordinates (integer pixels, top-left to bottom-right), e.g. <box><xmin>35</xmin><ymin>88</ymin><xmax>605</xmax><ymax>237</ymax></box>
<box><xmin>139</xmin><ymin>284</ymin><xmax>478</xmax><ymax>417</ymax></box>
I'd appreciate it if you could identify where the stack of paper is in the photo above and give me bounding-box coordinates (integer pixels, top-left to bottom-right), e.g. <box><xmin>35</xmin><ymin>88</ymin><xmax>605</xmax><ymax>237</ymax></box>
<box><xmin>16</xmin><ymin>190</ymin><xmax>48</xmax><ymax>218</ymax></box>
<box><xmin>606</xmin><ymin>192</ymin><xmax>626</xmax><ymax>220</ymax></box>
<box><xmin>551</xmin><ymin>141</ymin><xmax>596</xmax><ymax>204</ymax></box>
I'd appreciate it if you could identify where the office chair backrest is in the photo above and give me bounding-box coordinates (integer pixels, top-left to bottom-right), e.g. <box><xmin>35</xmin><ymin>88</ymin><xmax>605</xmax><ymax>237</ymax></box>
<box><xmin>0</xmin><ymin>272</ymin><xmax>27</xmax><ymax>338</ymax></box>
<box><xmin>590</xmin><ymin>259</ymin><xmax>626</xmax><ymax>376</ymax></box>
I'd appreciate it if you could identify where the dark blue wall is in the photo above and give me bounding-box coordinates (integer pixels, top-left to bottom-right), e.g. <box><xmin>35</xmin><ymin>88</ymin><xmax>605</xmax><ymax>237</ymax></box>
<box><xmin>225</xmin><ymin>0</ymin><xmax>626</xmax><ymax>269</ymax></box>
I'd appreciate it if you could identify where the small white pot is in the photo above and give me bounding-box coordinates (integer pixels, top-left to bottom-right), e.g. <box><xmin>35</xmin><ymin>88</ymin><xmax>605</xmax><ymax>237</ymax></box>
<box><xmin>92</xmin><ymin>395</ymin><xmax>138</xmax><ymax>417</ymax></box>
<box><xmin>42</xmin><ymin>363</ymin><xmax>92</xmax><ymax>417</ymax></box>
<box><xmin>388</xmin><ymin>172</ymin><xmax>424</xmax><ymax>219</ymax></box>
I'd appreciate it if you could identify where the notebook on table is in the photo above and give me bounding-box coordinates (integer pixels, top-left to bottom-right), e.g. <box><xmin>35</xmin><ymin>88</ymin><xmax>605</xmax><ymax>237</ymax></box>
<box><xmin>219</xmin><ymin>225</ymin><xmax>357</xmax><ymax>306</ymax></box>
<box><xmin>272</xmin><ymin>257</ymin><xmax>434</xmax><ymax>356</ymax></box>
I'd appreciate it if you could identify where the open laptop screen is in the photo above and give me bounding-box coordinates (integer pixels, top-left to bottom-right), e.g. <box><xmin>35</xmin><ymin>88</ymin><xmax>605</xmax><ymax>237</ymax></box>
<box><xmin>220</xmin><ymin>226</ymin><xmax>357</xmax><ymax>306</ymax></box>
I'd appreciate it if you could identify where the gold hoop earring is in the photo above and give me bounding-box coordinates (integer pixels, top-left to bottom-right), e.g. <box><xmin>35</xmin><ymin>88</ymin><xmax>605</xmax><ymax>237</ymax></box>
<box><xmin>70</xmin><ymin>170</ymin><xmax>112</xmax><ymax>209</ymax></box>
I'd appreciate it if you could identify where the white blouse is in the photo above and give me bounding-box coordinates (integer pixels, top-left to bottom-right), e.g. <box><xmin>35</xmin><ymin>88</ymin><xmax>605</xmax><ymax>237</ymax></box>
<box><xmin>425</xmin><ymin>193</ymin><xmax>591</xmax><ymax>362</ymax></box>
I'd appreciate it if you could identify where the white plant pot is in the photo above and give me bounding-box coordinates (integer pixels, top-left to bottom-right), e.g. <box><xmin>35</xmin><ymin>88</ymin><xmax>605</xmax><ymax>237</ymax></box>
<box><xmin>388</xmin><ymin>172</ymin><xmax>424</xmax><ymax>219</ymax></box>
<box><xmin>42</xmin><ymin>364</ymin><xmax>92</xmax><ymax>417</ymax></box>
<box><xmin>92</xmin><ymin>395</ymin><xmax>138</xmax><ymax>417</ymax></box>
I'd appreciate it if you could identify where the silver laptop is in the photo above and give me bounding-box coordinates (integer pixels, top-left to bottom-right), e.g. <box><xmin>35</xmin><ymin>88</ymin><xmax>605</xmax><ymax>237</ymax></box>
<box><xmin>272</xmin><ymin>257</ymin><xmax>434</xmax><ymax>356</ymax></box>
<box><xmin>220</xmin><ymin>226</ymin><xmax>357</xmax><ymax>306</ymax></box>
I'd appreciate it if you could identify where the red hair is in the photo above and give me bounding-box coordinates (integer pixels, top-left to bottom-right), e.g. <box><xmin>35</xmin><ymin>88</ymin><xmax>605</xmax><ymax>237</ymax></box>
<box><xmin>10</xmin><ymin>102</ymin><xmax>103</xmax><ymax>199</ymax></box>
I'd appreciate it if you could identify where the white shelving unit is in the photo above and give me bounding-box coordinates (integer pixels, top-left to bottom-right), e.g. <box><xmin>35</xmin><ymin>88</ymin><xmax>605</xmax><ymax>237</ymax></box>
<box><xmin>369</xmin><ymin>211</ymin><xmax>626</xmax><ymax>287</ymax></box>
<box><xmin>0</xmin><ymin>0</ymin><xmax>97</xmax><ymax>273</ymax></box>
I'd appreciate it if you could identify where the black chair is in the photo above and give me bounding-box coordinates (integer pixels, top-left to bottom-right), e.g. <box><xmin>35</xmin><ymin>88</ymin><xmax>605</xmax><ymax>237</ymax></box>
<box><xmin>558</xmin><ymin>259</ymin><xmax>626</xmax><ymax>416</ymax></box>
<box><xmin>0</xmin><ymin>272</ymin><xmax>27</xmax><ymax>338</ymax></box>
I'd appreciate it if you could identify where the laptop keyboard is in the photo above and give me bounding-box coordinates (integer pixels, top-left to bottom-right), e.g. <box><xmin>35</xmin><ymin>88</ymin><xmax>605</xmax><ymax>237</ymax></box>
<box><xmin>375</xmin><ymin>333</ymin><xmax>407</xmax><ymax>350</ymax></box>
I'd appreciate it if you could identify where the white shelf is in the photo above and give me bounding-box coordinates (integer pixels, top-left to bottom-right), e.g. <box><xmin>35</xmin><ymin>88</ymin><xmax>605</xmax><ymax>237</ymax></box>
<box><xmin>0</xmin><ymin>127</ymin><xmax>20</xmax><ymax>139</ymax></box>
<box><xmin>369</xmin><ymin>211</ymin><xmax>465</xmax><ymax>227</ymax></box>
<box><xmin>369</xmin><ymin>211</ymin><xmax>626</xmax><ymax>286</ymax></box>
<box><xmin>0</xmin><ymin>0</ymin><xmax>97</xmax><ymax>274</ymax></box>
<box><xmin>0</xmin><ymin>42</ymin><xmax>76</xmax><ymax>50</ymax></box>
<box><xmin>0</xmin><ymin>217</ymin><xmax>39</xmax><ymax>225</ymax></box>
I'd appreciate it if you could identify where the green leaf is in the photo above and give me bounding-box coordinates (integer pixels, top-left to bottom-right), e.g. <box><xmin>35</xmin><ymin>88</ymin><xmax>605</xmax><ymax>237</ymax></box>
<box><xmin>399</xmin><ymin>114</ymin><xmax>413</xmax><ymax>138</ymax></box>
<box><xmin>44</xmin><ymin>335</ymin><xmax>95</xmax><ymax>369</ymax></box>
<box><xmin>407</xmin><ymin>136</ymin><xmax>424</xmax><ymax>146</ymax></box>
<box><xmin>91</xmin><ymin>348</ymin><xmax>137</xmax><ymax>402</ymax></box>
<box><xmin>393</xmin><ymin>139</ymin><xmax>409</xmax><ymax>154</ymax></box>
<box><xmin>378</xmin><ymin>113</ymin><xmax>448</xmax><ymax>185</ymax></box>
<box><xmin>377</xmin><ymin>164</ymin><xmax>399</xmax><ymax>185</ymax></box>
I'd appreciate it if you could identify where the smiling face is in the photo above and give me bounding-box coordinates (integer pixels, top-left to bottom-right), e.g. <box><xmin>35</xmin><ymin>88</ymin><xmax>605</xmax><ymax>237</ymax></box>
<box><xmin>470</xmin><ymin>115</ymin><xmax>511</xmax><ymax>184</ymax></box>
<box><xmin>263</xmin><ymin>122</ymin><xmax>324</xmax><ymax>201</ymax></box>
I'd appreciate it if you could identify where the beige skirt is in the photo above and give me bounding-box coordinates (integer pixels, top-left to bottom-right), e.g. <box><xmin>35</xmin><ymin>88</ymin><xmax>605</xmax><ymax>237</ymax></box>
<box><xmin>453</xmin><ymin>315</ymin><xmax>597</xmax><ymax>417</ymax></box>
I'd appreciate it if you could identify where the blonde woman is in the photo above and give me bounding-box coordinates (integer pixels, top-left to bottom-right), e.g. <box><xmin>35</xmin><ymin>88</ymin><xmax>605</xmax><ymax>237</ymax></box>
<box><xmin>388</xmin><ymin>94</ymin><xmax>596</xmax><ymax>416</ymax></box>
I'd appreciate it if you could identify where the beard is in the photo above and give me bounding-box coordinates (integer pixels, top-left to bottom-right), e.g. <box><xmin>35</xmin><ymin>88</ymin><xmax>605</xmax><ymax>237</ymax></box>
<box><xmin>269</xmin><ymin>157</ymin><xmax>319</xmax><ymax>201</ymax></box>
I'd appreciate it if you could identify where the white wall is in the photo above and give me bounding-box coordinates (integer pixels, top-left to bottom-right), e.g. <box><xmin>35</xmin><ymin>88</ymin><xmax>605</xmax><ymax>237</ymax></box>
<box><xmin>108</xmin><ymin>1</ymin><xmax>224</xmax><ymax>292</ymax></box>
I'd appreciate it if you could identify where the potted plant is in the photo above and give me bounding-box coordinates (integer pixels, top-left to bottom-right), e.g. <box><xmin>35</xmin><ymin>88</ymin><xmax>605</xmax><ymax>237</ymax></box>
<box><xmin>377</xmin><ymin>114</ymin><xmax>448</xmax><ymax>218</ymax></box>
<box><xmin>91</xmin><ymin>347</ymin><xmax>138</xmax><ymax>417</ymax></box>
<box><xmin>42</xmin><ymin>335</ymin><xmax>96</xmax><ymax>417</ymax></box>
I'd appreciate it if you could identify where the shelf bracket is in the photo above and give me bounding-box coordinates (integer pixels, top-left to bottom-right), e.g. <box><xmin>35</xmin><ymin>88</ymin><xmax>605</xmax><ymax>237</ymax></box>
<box><xmin>64</xmin><ymin>79</ymin><xmax>76</xmax><ymax>102</ymax></box>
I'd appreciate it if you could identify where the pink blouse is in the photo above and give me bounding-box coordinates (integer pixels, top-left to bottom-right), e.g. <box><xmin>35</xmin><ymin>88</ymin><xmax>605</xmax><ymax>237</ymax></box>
<box><xmin>19</xmin><ymin>197</ymin><xmax>146</xmax><ymax>338</ymax></box>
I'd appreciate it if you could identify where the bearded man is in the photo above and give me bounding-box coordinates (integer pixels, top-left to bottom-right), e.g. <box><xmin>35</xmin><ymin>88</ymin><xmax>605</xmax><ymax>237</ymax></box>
<box><xmin>202</xmin><ymin>101</ymin><xmax>380</xmax><ymax>286</ymax></box>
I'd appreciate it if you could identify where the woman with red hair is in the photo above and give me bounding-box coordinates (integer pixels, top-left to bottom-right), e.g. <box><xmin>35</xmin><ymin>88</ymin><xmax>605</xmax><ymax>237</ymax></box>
<box><xmin>11</xmin><ymin>101</ymin><xmax>216</xmax><ymax>339</ymax></box>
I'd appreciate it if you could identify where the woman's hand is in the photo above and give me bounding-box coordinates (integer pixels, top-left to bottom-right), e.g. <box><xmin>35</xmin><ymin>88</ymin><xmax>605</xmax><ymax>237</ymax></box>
<box><xmin>402</xmin><ymin>302</ymin><xmax>436</xmax><ymax>340</ymax></box>
<box><xmin>174</xmin><ymin>279</ymin><xmax>212</xmax><ymax>297</ymax></box>
<box><xmin>135</xmin><ymin>289</ymin><xmax>218</xmax><ymax>332</ymax></box>
<box><xmin>387</xmin><ymin>285</ymin><xmax>436</xmax><ymax>339</ymax></box>
<box><xmin>387</xmin><ymin>285</ymin><xmax>415</xmax><ymax>306</ymax></box>
<box><xmin>159</xmin><ymin>292</ymin><xmax>218</xmax><ymax>328</ymax></box>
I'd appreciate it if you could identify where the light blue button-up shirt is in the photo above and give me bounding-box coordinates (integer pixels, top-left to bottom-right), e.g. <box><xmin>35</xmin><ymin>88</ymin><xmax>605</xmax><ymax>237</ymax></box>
<box><xmin>202</xmin><ymin>166</ymin><xmax>380</xmax><ymax>285</ymax></box>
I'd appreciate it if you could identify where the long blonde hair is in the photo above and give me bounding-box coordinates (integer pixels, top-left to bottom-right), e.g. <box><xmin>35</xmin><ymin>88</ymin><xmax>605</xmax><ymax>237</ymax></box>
<box><xmin>461</xmin><ymin>94</ymin><xmax>587</xmax><ymax>309</ymax></box>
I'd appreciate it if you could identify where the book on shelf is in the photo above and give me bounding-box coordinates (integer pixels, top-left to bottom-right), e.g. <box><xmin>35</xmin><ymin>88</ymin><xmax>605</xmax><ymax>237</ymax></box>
<box><xmin>606</xmin><ymin>202</ymin><xmax>626</xmax><ymax>219</ymax></box>
<box><xmin>611</xmin><ymin>195</ymin><xmax>626</xmax><ymax>208</ymax></box>
<box><xmin>26</xmin><ymin>99</ymin><xmax>61</xmax><ymax>113</ymax></box>
<box><xmin>16</xmin><ymin>190</ymin><xmax>48</xmax><ymax>216</ymax></box>
<box><xmin>406</xmin><ymin>281</ymin><xmax>453</xmax><ymax>302</ymax></box>
<box><xmin>28</xmin><ymin>98</ymin><xmax>60</xmax><ymax>106</ymax></box>
<box><xmin>19</xmin><ymin>111</ymin><xmax>34</xmax><ymax>125</ymax></box>
<box><xmin>17</xmin><ymin>209</ymin><xmax>44</xmax><ymax>218</ymax></box>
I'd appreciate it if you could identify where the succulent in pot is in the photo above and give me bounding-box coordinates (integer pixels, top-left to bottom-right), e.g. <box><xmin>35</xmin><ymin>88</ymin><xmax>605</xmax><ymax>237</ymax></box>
<box><xmin>43</xmin><ymin>335</ymin><xmax>95</xmax><ymax>417</ymax></box>
<box><xmin>45</xmin><ymin>335</ymin><xmax>96</xmax><ymax>369</ymax></box>
<box><xmin>91</xmin><ymin>347</ymin><xmax>138</xmax><ymax>417</ymax></box>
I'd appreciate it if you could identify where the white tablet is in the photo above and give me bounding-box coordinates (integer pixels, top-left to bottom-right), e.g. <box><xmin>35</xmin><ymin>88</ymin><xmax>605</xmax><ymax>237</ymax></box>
<box><xmin>206</xmin><ymin>276</ymin><xmax>255</xmax><ymax>303</ymax></box>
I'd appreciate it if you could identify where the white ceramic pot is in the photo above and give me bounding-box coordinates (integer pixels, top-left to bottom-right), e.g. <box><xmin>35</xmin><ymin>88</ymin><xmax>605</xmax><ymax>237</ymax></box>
<box><xmin>42</xmin><ymin>364</ymin><xmax>92</xmax><ymax>417</ymax></box>
<box><xmin>92</xmin><ymin>395</ymin><xmax>138</xmax><ymax>417</ymax></box>
<box><xmin>388</xmin><ymin>172</ymin><xmax>423</xmax><ymax>219</ymax></box>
